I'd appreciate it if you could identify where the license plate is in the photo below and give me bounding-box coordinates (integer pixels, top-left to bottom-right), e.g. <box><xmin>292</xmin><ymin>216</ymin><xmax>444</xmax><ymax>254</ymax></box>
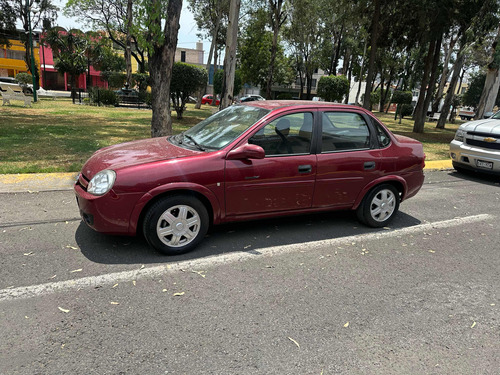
<box><xmin>476</xmin><ymin>160</ymin><xmax>493</xmax><ymax>169</ymax></box>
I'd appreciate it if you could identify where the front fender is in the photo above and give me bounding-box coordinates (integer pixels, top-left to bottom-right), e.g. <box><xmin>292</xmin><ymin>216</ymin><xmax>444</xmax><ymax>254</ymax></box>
<box><xmin>128</xmin><ymin>182</ymin><xmax>222</xmax><ymax>235</ymax></box>
<box><xmin>352</xmin><ymin>175</ymin><xmax>408</xmax><ymax>210</ymax></box>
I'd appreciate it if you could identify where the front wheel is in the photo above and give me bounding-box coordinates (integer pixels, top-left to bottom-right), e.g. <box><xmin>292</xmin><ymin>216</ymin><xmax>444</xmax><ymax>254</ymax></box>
<box><xmin>356</xmin><ymin>184</ymin><xmax>400</xmax><ymax>227</ymax></box>
<box><xmin>143</xmin><ymin>195</ymin><xmax>209</xmax><ymax>255</ymax></box>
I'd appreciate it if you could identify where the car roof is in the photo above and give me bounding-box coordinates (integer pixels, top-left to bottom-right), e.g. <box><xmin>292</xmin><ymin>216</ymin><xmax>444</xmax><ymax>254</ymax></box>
<box><xmin>241</xmin><ymin>100</ymin><xmax>370</xmax><ymax>113</ymax></box>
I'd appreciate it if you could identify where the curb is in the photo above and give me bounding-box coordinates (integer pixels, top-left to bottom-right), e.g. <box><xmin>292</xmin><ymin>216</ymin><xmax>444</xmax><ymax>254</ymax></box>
<box><xmin>0</xmin><ymin>161</ymin><xmax>453</xmax><ymax>194</ymax></box>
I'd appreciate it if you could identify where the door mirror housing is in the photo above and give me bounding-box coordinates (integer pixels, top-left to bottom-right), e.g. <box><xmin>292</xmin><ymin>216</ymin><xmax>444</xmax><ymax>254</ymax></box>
<box><xmin>226</xmin><ymin>144</ymin><xmax>265</xmax><ymax>160</ymax></box>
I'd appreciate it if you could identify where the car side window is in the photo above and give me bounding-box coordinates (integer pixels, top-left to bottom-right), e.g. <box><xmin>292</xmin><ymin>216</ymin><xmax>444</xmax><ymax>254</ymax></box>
<box><xmin>249</xmin><ymin>112</ymin><xmax>313</xmax><ymax>156</ymax></box>
<box><xmin>321</xmin><ymin>112</ymin><xmax>370</xmax><ymax>152</ymax></box>
<box><xmin>374</xmin><ymin>122</ymin><xmax>391</xmax><ymax>148</ymax></box>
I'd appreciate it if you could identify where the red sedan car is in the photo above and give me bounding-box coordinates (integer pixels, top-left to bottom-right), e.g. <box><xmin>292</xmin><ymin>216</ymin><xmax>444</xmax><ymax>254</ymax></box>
<box><xmin>201</xmin><ymin>94</ymin><xmax>220</xmax><ymax>105</ymax></box>
<box><xmin>75</xmin><ymin>101</ymin><xmax>425</xmax><ymax>255</ymax></box>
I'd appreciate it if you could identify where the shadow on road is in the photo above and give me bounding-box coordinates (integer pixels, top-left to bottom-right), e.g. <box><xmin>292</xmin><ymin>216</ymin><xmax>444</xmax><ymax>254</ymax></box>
<box><xmin>75</xmin><ymin>209</ymin><xmax>421</xmax><ymax>265</ymax></box>
<box><xmin>447</xmin><ymin>169</ymin><xmax>500</xmax><ymax>185</ymax></box>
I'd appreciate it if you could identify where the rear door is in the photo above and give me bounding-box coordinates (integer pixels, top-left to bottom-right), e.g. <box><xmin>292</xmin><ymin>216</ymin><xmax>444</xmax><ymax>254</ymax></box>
<box><xmin>313</xmin><ymin>110</ymin><xmax>382</xmax><ymax>208</ymax></box>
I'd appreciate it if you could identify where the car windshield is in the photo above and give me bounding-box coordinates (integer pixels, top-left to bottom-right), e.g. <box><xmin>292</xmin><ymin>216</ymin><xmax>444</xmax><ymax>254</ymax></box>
<box><xmin>490</xmin><ymin>111</ymin><xmax>500</xmax><ymax>119</ymax></box>
<box><xmin>180</xmin><ymin>105</ymin><xmax>270</xmax><ymax>150</ymax></box>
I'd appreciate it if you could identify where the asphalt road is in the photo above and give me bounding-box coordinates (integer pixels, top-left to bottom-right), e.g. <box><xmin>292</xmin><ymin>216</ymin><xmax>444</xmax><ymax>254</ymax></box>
<box><xmin>0</xmin><ymin>170</ymin><xmax>499</xmax><ymax>374</ymax></box>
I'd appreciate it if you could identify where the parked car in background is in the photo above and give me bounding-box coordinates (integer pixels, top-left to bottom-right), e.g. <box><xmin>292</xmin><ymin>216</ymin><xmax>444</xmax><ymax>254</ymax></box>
<box><xmin>450</xmin><ymin>112</ymin><xmax>500</xmax><ymax>175</ymax></box>
<box><xmin>239</xmin><ymin>94</ymin><xmax>265</xmax><ymax>103</ymax></box>
<box><xmin>0</xmin><ymin>76</ymin><xmax>33</xmax><ymax>94</ymax></box>
<box><xmin>75</xmin><ymin>101</ymin><xmax>425</xmax><ymax>255</ymax></box>
<box><xmin>201</xmin><ymin>94</ymin><xmax>220</xmax><ymax>105</ymax></box>
<box><xmin>458</xmin><ymin>107</ymin><xmax>475</xmax><ymax>120</ymax></box>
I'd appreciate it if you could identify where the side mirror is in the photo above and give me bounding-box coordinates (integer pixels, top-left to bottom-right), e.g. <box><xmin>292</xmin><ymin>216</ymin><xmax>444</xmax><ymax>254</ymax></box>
<box><xmin>226</xmin><ymin>143</ymin><xmax>265</xmax><ymax>160</ymax></box>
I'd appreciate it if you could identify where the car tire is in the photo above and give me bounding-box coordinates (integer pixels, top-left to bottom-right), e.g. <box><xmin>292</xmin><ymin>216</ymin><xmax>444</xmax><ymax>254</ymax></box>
<box><xmin>142</xmin><ymin>195</ymin><xmax>209</xmax><ymax>255</ymax></box>
<box><xmin>356</xmin><ymin>184</ymin><xmax>400</xmax><ymax>227</ymax></box>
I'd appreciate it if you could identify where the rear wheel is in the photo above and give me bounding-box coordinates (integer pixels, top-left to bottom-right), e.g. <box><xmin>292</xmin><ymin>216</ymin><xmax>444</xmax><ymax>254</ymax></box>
<box><xmin>357</xmin><ymin>184</ymin><xmax>400</xmax><ymax>227</ymax></box>
<box><xmin>143</xmin><ymin>195</ymin><xmax>209</xmax><ymax>255</ymax></box>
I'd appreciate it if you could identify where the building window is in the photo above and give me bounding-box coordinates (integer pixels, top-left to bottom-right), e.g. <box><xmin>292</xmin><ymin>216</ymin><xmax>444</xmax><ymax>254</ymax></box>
<box><xmin>6</xmin><ymin>50</ymin><xmax>25</xmax><ymax>61</ymax></box>
<box><xmin>181</xmin><ymin>51</ymin><xmax>186</xmax><ymax>62</ymax></box>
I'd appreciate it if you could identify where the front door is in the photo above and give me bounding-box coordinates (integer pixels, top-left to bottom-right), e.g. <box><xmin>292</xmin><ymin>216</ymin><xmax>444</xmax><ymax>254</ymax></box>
<box><xmin>225</xmin><ymin>111</ymin><xmax>317</xmax><ymax>217</ymax></box>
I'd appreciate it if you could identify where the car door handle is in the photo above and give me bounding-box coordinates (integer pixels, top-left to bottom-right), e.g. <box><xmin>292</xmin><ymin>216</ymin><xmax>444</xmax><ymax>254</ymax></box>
<box><xmin>298</xmin><ymin>164</ymin><xmax>312</xmax><ymax>173</ymax></box>
<box><xmin>364</xmin><ymin>161</ymin><xmax>376</xmax><ymax>170</ymax></box>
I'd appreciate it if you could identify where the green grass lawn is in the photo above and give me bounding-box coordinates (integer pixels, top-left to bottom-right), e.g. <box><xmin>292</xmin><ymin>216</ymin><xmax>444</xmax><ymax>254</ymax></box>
<box><xmin>0</xmin><ymin>99</ymin><xmax>458</xmax><ymax>174</ymax></box>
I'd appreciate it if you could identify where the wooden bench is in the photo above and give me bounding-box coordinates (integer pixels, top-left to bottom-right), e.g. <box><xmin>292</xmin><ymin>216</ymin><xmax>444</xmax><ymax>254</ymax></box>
<box><xmin>428</xmin><ymin>112</ymin><xmax>440</xmax><ymax>121</ymax></box>
<box><xmin>0</xmin><ymin>85</ymin><xmax>32</xmax><ymax>107</ymax></box>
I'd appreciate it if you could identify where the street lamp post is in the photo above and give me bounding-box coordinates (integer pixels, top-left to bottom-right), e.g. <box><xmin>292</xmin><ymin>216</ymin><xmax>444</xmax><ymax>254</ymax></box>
<box><xmin>26</xmin><ymin>0</ymin><xmax>38</xmax><ymax>102</ymax></box>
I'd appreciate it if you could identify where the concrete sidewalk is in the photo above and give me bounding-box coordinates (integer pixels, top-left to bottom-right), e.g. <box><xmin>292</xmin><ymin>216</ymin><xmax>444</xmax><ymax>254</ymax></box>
<box><xmin>0</xmin><ymin>161</ymin><xmax>453</xmax><ymax>194</ymax></box>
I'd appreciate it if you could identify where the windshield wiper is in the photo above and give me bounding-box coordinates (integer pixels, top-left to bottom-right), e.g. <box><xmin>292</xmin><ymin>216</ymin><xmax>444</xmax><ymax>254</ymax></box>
<box><xmin>184</xmin><ymin>134</ymin><xmax>205</xmax><ymax>151</ymax></box>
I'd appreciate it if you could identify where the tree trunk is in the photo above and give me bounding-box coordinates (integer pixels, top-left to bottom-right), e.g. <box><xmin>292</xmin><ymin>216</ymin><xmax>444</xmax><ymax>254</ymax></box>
<box><xmin>432</xmin><ymin>35</ymin><xmax>456</xmax><ymax>113</ymax></box>
<box><xmin>476</xmin><ymin>25</ymin><xmax>500</xmax><ymax>119</ymax></box>
<box><xmin>149</xmin><ymin>0</ymin><xmax>182</xmax><ymax>138</ymax></box>
<box><xmin>266</xmin><ymin>0</ymin><xmax>284</xmax><ymax>99</ymax></box>
<box><xmin>413</xmin><ymin>39</ymin><xmax>436</xmax><ymax>133</ymax></box>
<box><xmin>355</xmin><ymin>40</ymin><xmax>367</xmax><ymax>105</ymax></box>
<box><xmin>125</xmin><ymin>0</ymin><xmax>133</xmax><ymax>87</ymax></box>
<box><xmin>421</xmin><ymin>35</ymin><xmax>443</xmax><ymax>121</ymax></box>
<box><xmin>437</xmin><ymin>49</ymin><xmax>464</xmax><ymax>129</ymax></box>
<box><xmin>362</xmin><ymin>0</ymin><xmax>381</xmax><ymax>110</ymax></box>
<box><xmin>220</xmin><ymin>0</ymin><xmax>241</xmax><ymax>109</ymax></box>
<box><xmin>195</xmin><ymin>26</ymin><xmax>218</xmax><ymax>110</ymax></box>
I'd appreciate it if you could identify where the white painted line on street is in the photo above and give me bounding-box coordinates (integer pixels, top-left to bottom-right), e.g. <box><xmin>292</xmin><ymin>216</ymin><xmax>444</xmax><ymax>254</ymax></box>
<box><xmin>0</xmin><ymin>214</ymin><xmax>494</xmax><ymax>302</ymax></box>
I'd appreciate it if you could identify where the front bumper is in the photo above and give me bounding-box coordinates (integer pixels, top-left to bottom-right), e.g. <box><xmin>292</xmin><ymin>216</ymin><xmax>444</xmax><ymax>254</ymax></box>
<box><xmin>75</xmin><ymin>180</ymin><xmax>142</xmax><ymax>236</ymax></box>
<box><xmin>450</xmin><ymin>140</ymin><xmax>500</xmax><ymax>175</ymax></box>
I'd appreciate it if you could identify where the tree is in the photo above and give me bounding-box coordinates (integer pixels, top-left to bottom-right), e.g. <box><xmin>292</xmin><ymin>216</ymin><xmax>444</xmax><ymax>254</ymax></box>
<box><xmin>392</xmin><ymin>90</ymin><xmax>412</xmax><ymax>123</ymax></box>
<box><xmin>317</xmin><ymin>75</ymin><xmax>349</xmax><ymax>102</ymax></box>
<box><xmin>0</xmin><ymin>0</ymin><xmax>16</xmax><ymax>47</ymax></box>
<box><xmin>143</xmin><ymin>0</ymin><xmax>183</xmax><ymax>137</ymax></box>
<box><xmin>213</xmin><ymin>69</ymin><xmax>242</xmax><ymax>97</ymax></box>
<box><xmin>43</xmin><ymin>29</ymin><xmax>89</xmax><ymax>90</ymax></box>
<box><xmin>188</xmin><ymin>0</ymin><xmax>230</xmax><ymax>108</ymax></box>
<box><xmin>65</xmin><ymin>0</ymin><xmax>147</xmax><ymax>74</ymax></box>
<box><xmin>284</xmin><ymin>0</ymin><xmax>322</xmax><ymax>100</ymax></box>
<box><xmin>265</xmin><ymin>0</ymin><xmax>287</xmax><ymax>99</ymax></box>
<box><xmin>475</xmin><ymin>25</ymin><xmax>500</xmax><ymax>119</ymax></box>
<box><xmin>170</xmin><ymin>62</ymin><xmax>208</xmax><ymax>119</ymax></box>
<box><xmin>220</xmin><ymin>0</ymin><xmax>240</xmax><ymax>109</ymax></box>
<box><xmin>9</xmin><ymin>0</ymin><xmax>58</xmax><ymax>89</ymax></box>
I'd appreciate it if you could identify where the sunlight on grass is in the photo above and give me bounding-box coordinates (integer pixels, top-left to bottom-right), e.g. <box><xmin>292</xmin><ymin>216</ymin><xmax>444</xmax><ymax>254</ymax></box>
<box><xmin>0</xmin><ymin>100</ymin><xmax>457</xmax><ymax>174</ymax></box>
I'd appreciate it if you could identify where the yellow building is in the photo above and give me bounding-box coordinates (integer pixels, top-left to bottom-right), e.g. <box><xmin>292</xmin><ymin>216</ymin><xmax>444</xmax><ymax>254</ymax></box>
<box><xmin>0</xmin><ymin>32</ymin><xmax>41</xmax><ymax>82</ymax></box>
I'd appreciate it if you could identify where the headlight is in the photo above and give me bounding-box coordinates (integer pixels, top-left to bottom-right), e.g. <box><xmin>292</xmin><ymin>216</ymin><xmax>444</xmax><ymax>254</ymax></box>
<box><xmin>87</xmin><ymin>170</ymin><xmax>116</xmax><ymax>196</ymax></box>
<box><xmin>454</xmin><ymin>129</ymin><xmax>465</xmax><ymax>142</ymax></box>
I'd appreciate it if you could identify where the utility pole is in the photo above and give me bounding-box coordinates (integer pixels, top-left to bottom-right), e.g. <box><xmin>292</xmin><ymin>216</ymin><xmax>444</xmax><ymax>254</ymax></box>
<box><xmin>26</xmin><ymin>0</ymin><xmax>38</xmax><ymax>102</ymax></box>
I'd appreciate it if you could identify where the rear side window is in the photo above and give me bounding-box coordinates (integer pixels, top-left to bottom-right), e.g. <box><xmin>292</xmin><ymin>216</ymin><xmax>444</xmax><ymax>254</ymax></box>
<box><xmin>374</xmin><ymin>122</ymin><xmax>391</xmax><ymax>148</ymax></box>
<box><xmin>321</xmin><ymin>112</ymin><xmax>370</xmax><ymax>152</ymax></box>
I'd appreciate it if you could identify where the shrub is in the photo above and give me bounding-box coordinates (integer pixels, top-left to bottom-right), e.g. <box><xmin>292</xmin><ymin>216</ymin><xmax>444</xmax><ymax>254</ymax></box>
<box><xmin>88</xmin><ymin>87</ymin><xmax>118</xmax><ymax>106</ymax></box>
<box><xmin>317</xmin><ymin>75</ymin><xmax>349</xmax><ymax>102</ymax></box>
<box><xmin>276</xmin><ymin>92</ymin><xmax>293</xmax><ymax>100</ymax></box>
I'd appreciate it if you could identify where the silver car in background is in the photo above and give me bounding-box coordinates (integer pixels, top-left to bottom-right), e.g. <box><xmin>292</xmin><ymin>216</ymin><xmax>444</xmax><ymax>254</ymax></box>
<box><xmin>450</xmin><ymin>112</ymin><xmax>500</xmax><ymax>174</ymax></box>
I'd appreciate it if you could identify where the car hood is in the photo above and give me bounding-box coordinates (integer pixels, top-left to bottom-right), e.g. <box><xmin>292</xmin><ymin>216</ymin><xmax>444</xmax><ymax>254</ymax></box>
<box><xmin>460</xmin><ymin>119</ymin><xmax>500</xmax><ymax>135</ymax></box>
<box><xmin>82</xmin><ymin>137</ymin><xmax>200</xmax><ymax>178</ymax></box>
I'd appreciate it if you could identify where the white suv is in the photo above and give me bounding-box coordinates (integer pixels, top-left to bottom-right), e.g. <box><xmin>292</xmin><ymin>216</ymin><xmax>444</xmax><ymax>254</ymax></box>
<box><xmin>450</xmin><ymin>113</ymin><xmax>500</xmax><ymax>175</ymax></box>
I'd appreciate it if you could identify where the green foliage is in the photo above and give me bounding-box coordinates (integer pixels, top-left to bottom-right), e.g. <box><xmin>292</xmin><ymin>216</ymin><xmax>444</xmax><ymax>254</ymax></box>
<box><xmin>133</xmin><ymin>73</ymin><xmax>150</xmax><ymax>93</ymax></box>
<box><xmin>100</xmin><ymin>71</ymin><xmax>127</xmax><ymax>89</ymax></box>
<box><xmin>400</xmin><ymin>104</ymin><xmax>414</xmax><ymax>118</ymax></box>
<box><xmin>170</xmin><ymin>62</ymin><xmax>208</xmax><ymax>119</ymax></box>
<box><xmin>43</xmin><ymin>29</ymin><xmax>89</xmax><ymax>87</ymax></box>
<box><xmin>213</xmin><ymin>69</ymin><xmax>242</xmax><ymax>97</ymax></box>
<box><xmin>317</xmin><ymin>75</ymin><xmax>349</xmax><ymax>102</ymax></box>
<box><xmin>15</xmin><ymin>72</ymin><xmax>32</xmax><ymax>87</ymax></box>
<box><xmin>462</xmin><ymin>72</ymin><xmax>485</xmax><ymax>108</ymax></box>
<box><xmin>391</xmin><ymin>90</ymin><xmax>412</xmax><ymax>105</ymax></box>
<box><xmin>88</xmin><ymin>87</ymin><xmax>119</xmax><ymax>106</ymax></box>
<box><xmin>277</xmin><ymin>92</ymin><xmax>293</xmax><ymax>100</ymax></box>
<box><xmin>0</xmin><ymin>0</ymin><xmax>16</xmax><ymax>47</ymax></box>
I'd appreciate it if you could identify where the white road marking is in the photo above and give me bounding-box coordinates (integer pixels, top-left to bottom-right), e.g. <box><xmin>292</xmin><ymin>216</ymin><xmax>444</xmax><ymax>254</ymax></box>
<box><xmin>0</xmin><ymin>214</ymin><xmax>494</xmax><ymax>302</ymax></box>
